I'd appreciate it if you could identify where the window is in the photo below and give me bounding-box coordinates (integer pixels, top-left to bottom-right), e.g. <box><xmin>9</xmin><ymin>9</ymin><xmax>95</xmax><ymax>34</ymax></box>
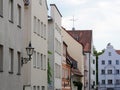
<box><xmin>116</xmin><ymin>69</ymin><xmax>119</xmax><ymax>74</ymax></box>
<box><xmin>93</xmin><ymin>70</ymin><xmax>95</xmax><ymax>75</ymax></box>
<box><xmin>17</xmin><ymin>4</ymin><xmax>21</xmax><ymax>28</ymax></box>
<box><xmin>108</xmin><ymin>52</ymin><xmax>111</xmax><ymax>56</ymax></box>
<box><xmin>116</xmin><ymin>60</ymin><xmax>119</xmax><ymax>65</ymax></box>
<box><xmin>9</xmin><ymin>48</ymin><xmax>14</xmax><ymax>73</ymax></box>
<box><xmin>39</xmin><ymin>0</ymin><xmax>42</xmax><ymax>5</ymax></box>
<box><xmin>41</xmin><ymin>22</ymin><xmax>43</xmax><ymax>37</ymax></box>
<box><xmin>44</xmin><ymin>55</ymin><xmax>46</xmax><ymax>70</ymax></box>
<box><xmin>93</xmin><ymin>60</ymin><xmax>95</xmax><ymax>64</ymax></box>
<box><xmin>102</xmin><ymin>80</ymin><xmax>105</xmax><ymax>85</ymax></box>
<box><xmin>43</xmin><ymin>24</ymin><xmax>46</xmax><ymax>39</ymax></box>
<box><xmin>33</xmin><ymin>16</ymin><xmax>37</xmax><ymax>33</ymax></box>
<box><xmin>41</xmin><ymin>86</ymin><xmax>45</xmax><ymax>90</ymax></box>
<box><xmin>33</xmin><ymin>86</ymin><xmax>36</xmax><ymax>90</ymax></box>
<box><xmin>0</xmin><ymin>0</ymin><xmax>3</xmax><ymax>17</ymax></box>
<box><xmin>101</xmin><ymin>70</ymin><xmax>105</xmax><ymax>74</ymax></box>
<box><xmin>55</xmin><ymin>63</ymin><xmax>61</xmax><ymax>78</ymax></box>
<box><xmin>116</xmin><ymin>79</ymin><xmax>120</xmax><ymax>85</ymax></box>
<box><xmin>33</xmin><ymin>51</ymin><xmax>36</xmax><ymax>68</ymax></box>
<box><xmin>108</xmin><ymin>70</ymin><xmax>112</xmax><ymax>74</ymax></box>
<box><xmin>55</xmin><ymin>38</ymin><xmax>61</xmax><ymax>55</ymax></box>
<box><xmin>102</xmin><ymin>60</ymin><xmax>105</xmax><ymax>65</ymax></box>
<box><xmin>108</xmin><ymin>80</ymin><xmax>112</xmax><ymax>85</ymax></box>
<box><xmin>0</xmin><ymin>45</ymin><xmax>3</xmax><ymax>72</ymax></box>
<box><xmin>9</xmin><ymin>0</ymin><xmax>14</xmax><ymax>22</ymax></box>
<box><xmin>108</xmin><ymin>60</ymin><xmax>112</xmax><ymax>65</ymax></box>
<box><xmin>41</xmin><ymin>54</ymin><xmax>43</xmax><ymax>70</ymax></box>
<box><xmin>37</xmin><ymin>86</ymin><xmax>40</xmax><ymax>90</ymax></box>
<box><xmin>38</xmin><ymin>19</ymin><xmax>40</xmax><ymax>35</ymax></box>
<box><xmin>17</xmin><ymin>52</ymin><xmax>21</xmax><ymax>75</ymax></box>
<box><xmin>37</xmin><ymin>52</ymin><xmax>40</xmax><ymax>69</ymax></box>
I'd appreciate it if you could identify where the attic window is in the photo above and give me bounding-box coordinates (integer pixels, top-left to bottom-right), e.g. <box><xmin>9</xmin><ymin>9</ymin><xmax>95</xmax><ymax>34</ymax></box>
<box><xmin>108</xmin><ymin>52</ymin><xmax>111</xmax><ymax>56</ymax></box>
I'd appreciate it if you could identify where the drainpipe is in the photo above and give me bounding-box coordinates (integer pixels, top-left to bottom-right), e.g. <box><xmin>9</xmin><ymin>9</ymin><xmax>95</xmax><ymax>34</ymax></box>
<box><xmin>89</xmin><ymin>53</ymin><xmax>91</xmax><ymax>90</ymax></box>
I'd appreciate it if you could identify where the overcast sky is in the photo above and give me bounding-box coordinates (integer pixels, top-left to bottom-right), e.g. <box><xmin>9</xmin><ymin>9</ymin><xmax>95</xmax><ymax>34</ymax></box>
<box><xmin>47</xmin><ymin>0</ymin><xmax>120</xmax><ymax>51</ymax></box>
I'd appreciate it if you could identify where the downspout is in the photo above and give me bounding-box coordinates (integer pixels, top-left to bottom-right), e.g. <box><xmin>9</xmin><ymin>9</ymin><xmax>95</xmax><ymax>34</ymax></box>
<box><xmin>89</xmin><ymin>53</ymin><xmax>91</xmax><ymax>90</ymax></box>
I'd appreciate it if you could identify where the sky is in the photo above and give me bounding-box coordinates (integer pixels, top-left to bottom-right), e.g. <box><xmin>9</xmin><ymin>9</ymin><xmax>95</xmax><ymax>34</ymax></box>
<box><xmin>47</xmin><ymin>0</ymin><xmax>120</xmax><ymax>51</ymax></box>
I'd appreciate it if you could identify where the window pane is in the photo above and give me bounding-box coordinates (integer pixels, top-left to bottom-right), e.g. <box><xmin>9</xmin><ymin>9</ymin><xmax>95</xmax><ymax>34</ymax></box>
<box><xmin>17</xmin><ymin>4</ymin><xmax>21</xmax><ymax>27</ymax></box>
<box><xmin>9</xmin><ymin>0</ymin><xmax>14</xmax><ymax>22</ymax></box>
<box><xmin>0</xmin><ymin>0</ymin><xmax>3</xmax><ymax>16</ymax></box>
<box><xmin>17</xmin><ymin>52</ymin><xmax>21</xmax><ymax>75</ymax></box>
<box><xmin>9</xmin><ymin>48</ymin><xmax>14</xmax><ymax>73</ymax></box>
<box><xmin>33</xmin><ymin>51</ymin><xmax>36</xmax><ymax>68</ymax></box>
<box><xmin>0</xmin><ymin>45</ymin><xmax>3</xmax><ymax>71</ymax></box>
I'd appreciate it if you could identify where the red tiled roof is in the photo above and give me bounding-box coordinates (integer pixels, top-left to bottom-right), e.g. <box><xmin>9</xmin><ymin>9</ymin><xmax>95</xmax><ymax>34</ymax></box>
<box><xmin>116</xmin><ymin>50</ymin><xmax>120</xmax><ymax>55</ymax></box>
<box><xmin>67</xmin><ymin>30</ymin><xmax>92</xmax><ymax>53</ymax></box>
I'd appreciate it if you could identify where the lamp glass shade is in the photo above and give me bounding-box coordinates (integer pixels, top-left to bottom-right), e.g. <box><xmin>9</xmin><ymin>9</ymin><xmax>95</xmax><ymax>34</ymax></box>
<box><xmin>26</xmin><ymin>42</ymin><xmax>34</xmax><ymax>56</ymax></box>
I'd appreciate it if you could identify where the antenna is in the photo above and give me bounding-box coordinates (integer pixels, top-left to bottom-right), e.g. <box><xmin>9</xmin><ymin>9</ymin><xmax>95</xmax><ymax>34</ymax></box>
<box><xmin>70</xmin><ymin>16</ymin><xmax>78</xmax><ymax>30</ymax></box>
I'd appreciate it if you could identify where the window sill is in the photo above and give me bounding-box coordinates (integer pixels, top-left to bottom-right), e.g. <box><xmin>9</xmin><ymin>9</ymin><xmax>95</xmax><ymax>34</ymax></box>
<box><xmin>17</xmin><ymin>73</ymin><xmax>21</xmax><ymax>75</ymax></box>
<box><xmin>9</xmin><ymin>71</ymin><xmax>13</xmax><ymax>74</ymax></box>
<box><xmin>0</xmin><ymin>14</ymin><xmax>3</xmax><ymax>18</ymax></box>
<box><xmin>9</xmin><ymin>20</ymin><xmax>14</xmax><ymax>23</ymax></box>
<box><xmin>0</xmin><ymin>70</ymin><xmax>3</xmax><ymax>72</ymax></box>
<box><xmin>17</xmin><ymin>25</ymin><xmax>21</xmax><ymax>29</ymax></box>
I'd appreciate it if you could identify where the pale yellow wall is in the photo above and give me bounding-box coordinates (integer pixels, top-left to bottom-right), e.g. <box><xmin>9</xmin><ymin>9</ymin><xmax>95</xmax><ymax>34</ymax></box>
<box><xmin>61</xmin><ymin>28</ymin><xmax>85</xmax><ymax>89</ymax></box>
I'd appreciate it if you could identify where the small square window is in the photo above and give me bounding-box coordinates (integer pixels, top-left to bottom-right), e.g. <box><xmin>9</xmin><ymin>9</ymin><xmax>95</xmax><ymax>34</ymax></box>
<box><xmin>102</xmin><ymin>80</ymin><xmax>105</xmax><ymax>84</ymax></box>
<box><xmin>101</xmin><ymin>70</ymin><xmax>105</xmax><ymax>74</ymax></box>
<box><xmin>102</xmin><ymin>60</ymin><xmax>105</xmax><ymax>65</ymax></box>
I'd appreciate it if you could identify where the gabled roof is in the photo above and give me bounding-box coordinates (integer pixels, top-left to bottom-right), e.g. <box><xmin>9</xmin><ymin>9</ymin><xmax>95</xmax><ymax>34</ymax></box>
<box><xmin>116</xmin><ymin>50</ymin><xmax>120</xmax><ymax>55</ymax></box>
<box><xmin>67</xmin><ymin>30</ymin><xmax>92</xmax><ymax>53</ymax></box>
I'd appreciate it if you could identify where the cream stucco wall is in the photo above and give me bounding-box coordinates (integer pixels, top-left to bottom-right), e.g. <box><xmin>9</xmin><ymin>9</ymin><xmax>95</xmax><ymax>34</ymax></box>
<box><xmin>0</xmin><ymin>0</ymin><xmax>24</xmax><ymax>90</ymax></box>
<box><xmin>61</xmin><ymin>28</ymin><xmax>84</xmax><ymax>90</ymax></box>
<box><xmin>23</xmin><ymin>0</ymin><xmax>48</xmax><ymax>90</ymax></box>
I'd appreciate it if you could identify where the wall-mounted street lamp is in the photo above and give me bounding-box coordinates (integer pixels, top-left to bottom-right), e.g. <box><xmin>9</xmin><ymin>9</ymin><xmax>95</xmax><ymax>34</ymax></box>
<box><xmin>21</xmin><ymin>42</ymin><xmax>34</xmax><ymax>65</ymax></box>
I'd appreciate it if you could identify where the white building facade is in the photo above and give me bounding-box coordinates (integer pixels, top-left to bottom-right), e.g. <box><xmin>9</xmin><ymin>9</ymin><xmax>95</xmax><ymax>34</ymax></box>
<box><xmin>98</xmin><ymin>44</ymin><xmax>120</xmax><ymax>90</ymax></box>
<box><xmin>0</xmin><ymin>0</ymin><xmax>24</xmax><ymax>90</ymax></box>
<box><xmin>48</xmin><ymin>4</ymin><xmax>62</xmax><ymax>90</ymax></box>
<box><xmin>23</xmin><ymin>0</ymin><xmax>48</xmax><ymax>90</ymax></box>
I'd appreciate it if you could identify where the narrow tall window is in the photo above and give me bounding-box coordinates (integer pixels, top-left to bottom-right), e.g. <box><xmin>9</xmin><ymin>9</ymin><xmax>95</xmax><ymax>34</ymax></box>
<box><xmin>108</xmin><ymin>80</ymin><xmax>112</xmax><ymax>85</ymax></box>
<box><xmin>41</xmin><ymin>54</ymin><xmax>43</xmax><ymax>70</ymax></box>
<box><xmin>37</xmin><ymin>86</ymin><xmax>40</xmax><ymax>90</ymax></box>
<box><xmin>0</xmin><ymin>45</ymin><xmax>3</xmax><ymax>72</ymax></box>
<box><xmin>17</xmin><ymin>4</ymin><xmax>21</xmax><ymax>28</ymax></box>
<box><xmin>17</xmin><ymin>52</ymin><xmax>21</xmax><ymax>75</ymax></box>
<box><xmin>108</xmin><ymin>52</ymin><xmax>111</xmax><ymax>56</ymax></box>
<box><xmin>38</xmin><ymin>19</ymin><xmax>40</xmax><ymax>35</ymax></box>
<box><xmin>37</xmin><ymin>52</ymin><xmax>40</xmax><ymax>69</ymax></box>
<box><xmin>33</xmin><ymin>16</ymin><xmax>37</xmax><ymax>33</ymax></box>
<box><xmin>44</xmin><ymin>55</ymin><xmax>46</xmax><ymax>70</ymax></box>
<box><xmin>33</xmin><ymin>51</ymin><xmax>36</xmax><ymax>68</ymax></box>
<box><xmin>44</xmin><ymin>24</ymin><xmax>46</xmax><ymax>39</ymax></box>
<box><xmin>41</xmin><ymin>86</ymin><xmax>45</xmax><ymax>90</ymax></box>
<box><xmin>9</xmin><ymin>0</ymin><xmax>14</xmax><ymax>22</ymax></box>
<box><xmin>0</xmin><ymin>0</ymin><xmax>3</xmax><ymax>17</ymax></box>
<box><xmin>9</xmin><ymin>48</ymin><xmax>14</xmax><ymax>73</ymax></box>
<box><xmin>41</xmin><ymin>22</ymin><xmax>43</xmax><ymax>38</ymax></box>
<box><xmin>33</xmin><ymin>86</ymin><xmax>36</xmax><ymax>90</ymax></box>
<box><xmin>39</xmin><ymin>0</ymin><xmax>42</xmax><ymax>5</ymax></box>
<box><xmin>108</xmin><ymin>60</ymin><xmax>112</xmax><ymax>65</ymax></box>
<box><xmin>116</xmin><ymin>60</ymin><xmax>119</xmax><ymax>65</ymax></box>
